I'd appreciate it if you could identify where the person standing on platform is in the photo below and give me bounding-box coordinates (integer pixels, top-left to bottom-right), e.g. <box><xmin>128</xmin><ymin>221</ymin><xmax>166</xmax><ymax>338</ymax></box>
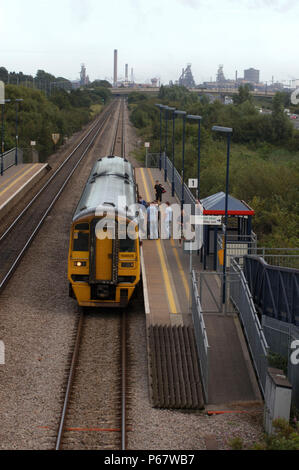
<box><xmin>154</xmin><ymin>180</ymin><xmax>165</xmax><ymax>203</ymax></box>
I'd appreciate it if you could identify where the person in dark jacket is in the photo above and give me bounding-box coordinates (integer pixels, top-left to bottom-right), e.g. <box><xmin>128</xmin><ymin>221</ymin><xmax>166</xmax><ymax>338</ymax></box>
<box><xmin>154</xmin><ymin>180</ymin><xmax>165</xmax><ymax>202</ymax></box>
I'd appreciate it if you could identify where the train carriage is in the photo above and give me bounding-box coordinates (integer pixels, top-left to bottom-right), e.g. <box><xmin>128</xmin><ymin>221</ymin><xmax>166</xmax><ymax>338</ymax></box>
<box><xmin>68</xmin><ymin>155</ymin><xmax>140</xmax><ymax>307</ymax></box>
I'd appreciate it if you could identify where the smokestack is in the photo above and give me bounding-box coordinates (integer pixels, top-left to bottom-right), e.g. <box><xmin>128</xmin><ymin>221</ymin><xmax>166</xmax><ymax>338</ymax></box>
<box><xmin>125</xmin><ymin>64</ymin><xmax>128</xmax><ymax>82</ymax></box>
<box><xmin>131</xmin><ymin>68</ymin><xmax>134</xmax><ymax>83</ymax></box>
<box><xmin>113</xmin><ymin>49</ymin><xmax>118</xmax><ymax>87</ymax></box>
<box><xmin>235</xmin><ymin>70</ymin><xmax>238</xmax><ymax>81</ymax></box>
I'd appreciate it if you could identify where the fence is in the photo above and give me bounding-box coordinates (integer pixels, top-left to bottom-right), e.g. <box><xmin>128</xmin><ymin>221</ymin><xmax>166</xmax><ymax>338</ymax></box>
<box><xmin>230</xmin><ymin>257</ymin><xmax>269</xmax><ymax>396</ymax></box>
<box><xmin>244</xmin><ymin>255</ymin><xmax>299</xmax><ymax>326</ymax></box>
<box><xmin>191</xmin><ymin>270</ymin><xmax>209</xmax><ymax>402</ymax></box>
<box><xmin>262</xmin><ymin>315</ymin><xmax>299</xmax><ymax>408</ymax></box>
<box><xmin>216</xmin><ymin>233</ymin><xmax>258</xmax><ymax>271</ymax></box>
<box><xmin>0</xmin><ymin>148</ymin><xmax>23</xmax><ymax>175</ymax></box>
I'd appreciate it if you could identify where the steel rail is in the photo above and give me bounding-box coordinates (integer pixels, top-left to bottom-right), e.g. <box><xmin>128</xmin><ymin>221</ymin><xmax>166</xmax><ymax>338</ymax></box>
<box><xmin>55</xmin><ymin>312</ymin><xmax>85</xmax><ymax>450</ymax></box>
<box><xmin>110</xmin><ymin>98</ymin><xmax>125</xmax><ymax>157</ymax></box>
<box><xmin>54</xmin><ymin>100</ymin><xmax>128</xmax><ymax>451</ymax></box>
<box><xmin>121</xmin><ymin>310</ymin><xmax>127</xmax><ymax>450</ymax></box>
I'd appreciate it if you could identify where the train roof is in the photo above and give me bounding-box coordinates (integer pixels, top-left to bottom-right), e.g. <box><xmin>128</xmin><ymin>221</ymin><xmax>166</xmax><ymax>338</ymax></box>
<box><xmin>73</xmin><ymin>155</ymin><xmax>136</xmax><ymax>222</ymax></box>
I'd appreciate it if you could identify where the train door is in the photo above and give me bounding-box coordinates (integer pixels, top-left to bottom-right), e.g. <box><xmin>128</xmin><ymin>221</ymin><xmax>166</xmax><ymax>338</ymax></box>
<box><xmin>95</xmin><ymin>231</ymin><xmax>113</xmax><ymax>281</ymax></box>
<box><xmin>90</xmin><ymin>218</ymin><xmax>118</xmax><ymax>285</ymax></box>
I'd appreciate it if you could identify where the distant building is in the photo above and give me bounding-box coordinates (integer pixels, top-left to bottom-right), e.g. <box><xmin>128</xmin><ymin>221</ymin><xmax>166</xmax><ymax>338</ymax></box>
<box><xmin>244</xmin><ymin>68</ymin><xmax>260</xmax><ymax>84</ymax></box>
<box><xmin>178</xmin><ymin>64</ymin><xmax>196</xmax><ymax>88</ymax></box>
<box><xmin>216</xmin><ymin>65</ymin><xmax>226</xmax><ymax>85</ymax></box>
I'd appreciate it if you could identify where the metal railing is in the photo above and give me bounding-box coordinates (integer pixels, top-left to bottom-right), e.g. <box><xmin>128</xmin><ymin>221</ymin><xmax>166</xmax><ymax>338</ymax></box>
<box><xmin>191</xmin><ymin>270</ymin><xmax>209</xmax><ymax>402</ymax></box>
<box><xmin>230</xmin><ymin>257</ymin><xmax>269</xmax><ymax>396</ymax></box>
<box><xmin>1</xmin><ymin>148</ymin><xmax>23</xmax><ymax>175</ymax></box>
<box><xmin>244</xmin><ymin>255</ymin><xmax>299</xmax><ymax>326</ymax></box>
<box><xmin>217</xmin><ymin>232</ymin><xmax>258</xmax><ymax>271</ymax></box>
<box><xmin>262</xmin><ymin>315</ymin><xmax>299</xmax><ymax>408</ymax></box>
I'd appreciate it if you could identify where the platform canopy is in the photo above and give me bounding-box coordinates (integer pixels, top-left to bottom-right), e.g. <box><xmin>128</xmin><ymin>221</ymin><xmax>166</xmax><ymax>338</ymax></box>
<box><xmin>201</xmin><ymin>192</ymin><xmax>255</xmax><ymax>216</ymax></box>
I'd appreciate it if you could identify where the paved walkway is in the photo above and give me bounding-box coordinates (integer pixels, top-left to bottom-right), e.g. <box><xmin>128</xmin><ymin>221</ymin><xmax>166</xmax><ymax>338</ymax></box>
<box><xmin>0</xmin><ymin>163</ymin><xmax>48</xmax><ymax>211</ymax></box>
<box><xmin>137</xmin><ymin>167</ymin><xmax>262</xmax><ymax>406</ymax></box>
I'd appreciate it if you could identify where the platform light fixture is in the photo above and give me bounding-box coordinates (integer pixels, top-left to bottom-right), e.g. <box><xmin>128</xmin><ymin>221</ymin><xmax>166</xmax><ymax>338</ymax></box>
<box><xmin>15</xmin><ymin>99</ymin><xmax>24</xmax><ymax>166</ymax></box>
<box><xmin>212</xmin><ymin>125</ymin><xmax>233</xmax><ymax>306</ymax></box>
<box><xmin>187</xmin><ymin>115</ymin><xmax>202</xmax><ymax>200</ymax></box>
<box><xmin>174</xmin><ymin>110</ymin><xmax>187</xmax><ymax>209</ymax></box>
<box><xmin>164</xmin><ymin>107</ymin><xmax>176</xmax><ymax>184</ymax></box>
<box><xmin>155</xmin><ymin>103</ymin><xmax>165</xmax><ymax>171</ymax></box>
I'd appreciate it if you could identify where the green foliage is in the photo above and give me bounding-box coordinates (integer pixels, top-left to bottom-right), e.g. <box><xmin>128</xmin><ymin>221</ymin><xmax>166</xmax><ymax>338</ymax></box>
<box><xmin>233</xmin><ymin>84</ymin><xmax>253</xmax><ymax>105</ymax></box>
<box><xmin>267</xmin><ymin>352</ymin><xmax>288</xmax><ymax>374</ymax></box>
<box><xmin>2</xmin><ymin>83</ymin><xmax>110</xmax><ymax>161</ymax></box>
<box><xmin>128</xmin><ymin>85</ymin><xmax>299</xmax><ymax>247</ymax></box>
<box><xmin>253</xmin><ymin>418</ymin><xmax>299</xmax><ymax>450</ymax></box>
<box><xmin>228</xmin><ymin>437</ymin><xmax>244</xmax><ymax>450</ymax></box>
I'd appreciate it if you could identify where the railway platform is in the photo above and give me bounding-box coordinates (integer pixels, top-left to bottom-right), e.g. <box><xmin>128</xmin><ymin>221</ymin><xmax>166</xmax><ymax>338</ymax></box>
<box><xmin>136</xmin><ymin>167</ymin><xmax>262</xmax><ymax>409</ymax></box>
<box><xmin>0</xmin><ymin>163</ymin><xmax>49</xmax><ymax>221</ymax></box>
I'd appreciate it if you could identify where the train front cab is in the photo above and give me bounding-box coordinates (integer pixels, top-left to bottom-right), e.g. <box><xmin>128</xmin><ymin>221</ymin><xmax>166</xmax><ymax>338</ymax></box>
<box><xmin>68</xmin><ymin>217</ymin><xmax>140</xmax><ymax>307</ymax></box>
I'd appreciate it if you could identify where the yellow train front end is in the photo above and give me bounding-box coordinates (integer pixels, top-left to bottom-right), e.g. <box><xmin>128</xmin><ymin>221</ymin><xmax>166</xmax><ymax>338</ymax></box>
<box><xmin>68</xmin><ymin>213</ymin><xmax>140</xmax><ymax>308</ymax></box>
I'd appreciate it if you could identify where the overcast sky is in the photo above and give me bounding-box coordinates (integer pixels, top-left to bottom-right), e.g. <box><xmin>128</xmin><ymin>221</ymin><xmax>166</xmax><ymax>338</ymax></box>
<box><xmin>0</xmin><ymin>0</ymin><xmax>298</xmax><ymax>85</ymax></box>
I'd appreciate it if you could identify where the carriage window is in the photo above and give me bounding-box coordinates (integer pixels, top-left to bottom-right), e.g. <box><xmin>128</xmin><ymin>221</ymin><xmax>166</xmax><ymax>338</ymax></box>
<box><xmin>120</xmin><ymin>238</ymin><xmax>135</xmax><ymax>253</ymax></box>
<box><xmin>75</xmin><ymin>223</ymin><xmax>89</xmax><ymax>230</ymax></box>
<box><xmin>73</xmin><ymin>232</ymin><xmax>89</xmax><ymax>251</ymax></box>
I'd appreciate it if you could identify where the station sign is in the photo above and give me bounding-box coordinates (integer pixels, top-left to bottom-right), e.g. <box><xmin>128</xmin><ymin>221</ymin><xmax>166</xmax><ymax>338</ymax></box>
<box><xmin>52</xmin><ymin>133</ymin><xmax>60</xmax><ymax>145</ymax></box>
<box><xmin>144</xmin><ymin>142</ymin><xmax>150</xmax><ymax>148</ymax></box>
<box><xmin>191</xmin><ymin>215</ymin><xmax>222</xmax><ymax>225</ymax></box>
<box><xmin>188</xmin><ymin>178</ymin><xmax>198</xmax><ymax>189</ymax></box>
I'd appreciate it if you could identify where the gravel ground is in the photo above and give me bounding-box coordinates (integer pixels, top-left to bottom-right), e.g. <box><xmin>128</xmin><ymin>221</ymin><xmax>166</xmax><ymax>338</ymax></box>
<box><xmin>0</xmin><ymin>100</ymin><xmax>265</xmax><ymax>450</ymax></box>
<box><xmin>62</xmin><ymin>311</ymin><xmax>122</xmax><ymax>450</ymax></box>
<box><xmin>0</xmin><ymin>104</ymin><xmax>118</xmax><ymax>449</ymax></box>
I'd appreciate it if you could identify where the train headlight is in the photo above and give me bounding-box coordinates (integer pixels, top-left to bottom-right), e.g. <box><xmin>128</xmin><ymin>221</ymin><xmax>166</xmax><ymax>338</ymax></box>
<box><xmin>74</xmin><ymin>261</ymin><xmax>87</xmax><ymax>267</ymax></box>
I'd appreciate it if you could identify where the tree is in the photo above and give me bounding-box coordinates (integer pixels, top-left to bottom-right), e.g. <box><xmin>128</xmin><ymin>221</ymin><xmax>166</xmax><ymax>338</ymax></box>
<box><xmin>0</xmin><ymin>67</ymin><xmax>9</xmax><ymax>83</ymax></box>
<box><xmin>233</xmin><ymin>84</ymin><xmax>253</xmax><ymax>105</ymax></box>
<box><xmin>271</xmin><ymin>92</ymin><xmax>293</xmax><ymax>144</ymax></box>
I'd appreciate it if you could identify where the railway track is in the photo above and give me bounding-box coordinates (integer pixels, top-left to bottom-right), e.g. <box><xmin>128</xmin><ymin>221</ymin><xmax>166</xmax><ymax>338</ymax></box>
<box><xmin>55</xmin><ymin>98</ymin><xmax>129</xmax><ymax>450</ymax></box>
<box><xmin>0</xmin><ymin>100</ymin><xmax>118</xmax><ymax>292</ymax></box>
<box><xmin>55</xmin><ymin>309</ymin><xmax>128</xmax><ymax>450</ymax></box>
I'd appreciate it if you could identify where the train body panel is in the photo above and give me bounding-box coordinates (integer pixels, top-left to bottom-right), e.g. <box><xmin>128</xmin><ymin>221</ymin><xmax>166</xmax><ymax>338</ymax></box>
<box><xmin>68</xmin><ymin>155</ymin><xmax>140</xmax><ymax>308</ymax></box>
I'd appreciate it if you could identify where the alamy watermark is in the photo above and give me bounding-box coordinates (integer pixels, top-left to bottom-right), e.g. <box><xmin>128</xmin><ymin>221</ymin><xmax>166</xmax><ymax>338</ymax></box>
<box><xmin>290</xmin><ymin>340</ymin><xmax>299</xmax><ymax>366</ymax></box>
<box><xmin>291</xmin><ymin>88</ymin><xmax>299</xmax><ymax>105</ymax></box>
<box><xmin>94</xmin><ymin>198</ymin><xmax>203</xmax><ymax>250</ymax></box>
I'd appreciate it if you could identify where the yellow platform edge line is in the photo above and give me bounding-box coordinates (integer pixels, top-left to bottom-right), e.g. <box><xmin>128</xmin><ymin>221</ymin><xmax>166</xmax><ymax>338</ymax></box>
<box><xmin>0</xmin><ymin>165</ymin><xmax>27</xmax><ymax>190</ymax></box>
<box><xmin>170</xmin><ymin>238</ymin><xmax>190</xmax><ymax>300</ymax></box>
<box><xmin>147</xmin><ymin>167</ymin><xmax>189</xmax><ymax>303</ymax></box>
<box><xmin>0</xmin><ymin>164</ymin><xmax>39</xmax><ymax>197</ymax></box>
<box><xmin>138</xmin><ymin>167</ymin><xmax>178</xmax><ymax>315</ymax></box>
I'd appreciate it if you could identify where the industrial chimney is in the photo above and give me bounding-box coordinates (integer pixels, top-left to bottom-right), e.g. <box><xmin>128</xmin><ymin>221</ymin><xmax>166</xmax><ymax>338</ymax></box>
<box><xmin>113</xmin><ymin>49</ymin><xmax>118</xmax><ymax>87</ymax></box>
<box><xmin>125</xmin><ymin>64</ymin><xmax>128</xmax><ymax>82</ymax></box>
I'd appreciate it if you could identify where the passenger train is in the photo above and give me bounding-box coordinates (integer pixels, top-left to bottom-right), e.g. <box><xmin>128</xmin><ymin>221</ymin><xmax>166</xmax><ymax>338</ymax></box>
<box><xmin>68</xmin><ymin>155</ymin><xmax>140</xmax><ymax>307</ymax></box>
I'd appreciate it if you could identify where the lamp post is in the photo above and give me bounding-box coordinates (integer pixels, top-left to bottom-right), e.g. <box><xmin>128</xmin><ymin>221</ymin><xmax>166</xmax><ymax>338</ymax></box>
<box><xmin>187</xmin><ymin>114</ymin><xmax>202</xmax><ymax>200</ymax></box>
<box><xmin>164</xmin><ymin>106</ymin><xmax>175</xmax><ymax>185</ymax></box>
<box><xmin>1</xmin><ymin>99</ymin><xmax>11</xmax><ymax>175</ymax></box>
<box><xmin>174</xmin><ymin>110</ymin><xmax>187</xmax><ymax>209</ymax></box>
<box><xmin>171</xmin><ymin>108</ymin><xmax>176</xmax><ymax>197</ymax></box>
<box><xmin>15</xmin><ymin>99</ymin><xmax>23</xmax><ymax>166</ymax></box>
<box><xmin>212</xmin><ymin>125</ymin><xmax>233</xmax><ymax>306</ymax></box>
<box><xmin>155</xmin><ymin>104</ymin><xmax>164</xmax><ymax>171</ymax></box>
<box><xmin>163</xmin><ymin>105</ymin><xmax>170</xmax><ymax>183</ymax></box>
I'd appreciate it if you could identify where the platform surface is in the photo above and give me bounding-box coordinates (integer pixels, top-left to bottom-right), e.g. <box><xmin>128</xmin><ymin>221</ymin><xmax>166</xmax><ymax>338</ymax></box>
<box><xmin>137</xmin><ymin>167</ymin><xmax>262</xmax><ymax>406</ymax></box>
<box><xmin>0</xmin><ymin>163</ymin><xmax>47</xmax><ymax>211</ymax></box>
